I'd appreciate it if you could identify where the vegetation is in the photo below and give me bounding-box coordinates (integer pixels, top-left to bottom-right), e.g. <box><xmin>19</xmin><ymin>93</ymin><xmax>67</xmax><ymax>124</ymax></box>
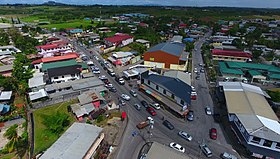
<box><xmin>33</xmin><ymin>99</ymin><xmax>78</xmax><ymax>154</ymax></box>
<box><xmin>267</xmin><ymin>90</ymin><xmax>280</xmax><ymax>103</ymax></box>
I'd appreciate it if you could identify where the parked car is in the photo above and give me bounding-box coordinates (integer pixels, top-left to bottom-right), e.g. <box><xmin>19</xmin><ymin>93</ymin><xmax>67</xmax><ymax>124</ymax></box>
<box><xmin>99</xmin><ymin>75</ymin><xmax>107</xmax><ymax>81</ymax></box>
<box><xmin>162</xmin><ymin>120</ymin><xmax>174</xmax><ymax>130</ymax></box>
<box><xmin>121</xmin><ymin>94</ymin><xmax>130</xmax><ymax>101</ymax></box>
<box><xmin>105</xmin><ymin>83</ymin><xmax>113</xmax><ymax>88</ymax></box>
<box><xmin>130</xmin><ymin>90</ymin><xmax>137</xmax><ymax>97</ymax></box>
<box><xmin>221</xmin><ymin>152</ymin><xmax>237</xmax><ymax>159</ymax></box>
<box><xmin>178</xmin><ymin>131</ymin><xmax>192</xmax><ymax>141</ymax></box>
<box><xmin>205</xmin><ymin>107</ymin><xmax>212</xmax><ymax>115</ymax></box>
<box><xmin>109</xmin><ymin>87</ymin><xmax>117</xmax><ymax>92</ymax></box>
<box><xmin>104</xmin><ymin>79</ymin><xmax>110</xmax><ymax>84</ymax></box>
<box><xmin>195</xmin><ymin>76</ymin><xmax>200</xmax><ymax>80</ymax></box>
<box><xmin>146</xmin><ymin>107</ymin><xmax>156</xmax><ymax>116</ymax></box>
<box><xmin>115</xmin><ymin>76</ymin><xmax>125</xmax><ymax>85</ymax></box>
<box><xmin>200</xmin><ymin>68</ymin><xmax>205</xmax><ymax>73</ymax></box>
<box><xmin>141</xmin><ymin>100</ymin><xmax>149</xmax><ymax>108</ymax></box>
<box><xmin>119</xmin><ymin>100</ymin><xmax>125</xmax><ymax>106</ymax></box>
<box><xmin>187</xmin><ymin>111</ymin><xmax>194</xmax><ymax>121</ymax></box>
<box><xmin>134</xmin><ymin>104</ymin><xmax>141</xmax><ymax>110</ymax></box>
<box><xmin>169</xmin><ymin>142</ymin><xmax>185</xmax><ymax>153</ymax></box>
<box><xmin>149</xmin><ymin>102</ymin><xmax>160</xmax><ymax>110</ymax></box>
<box><xmin>199</xmin><ymin>144</ymin><xmax>213</xmax><ymax>158</ymax></box>
<box><xmin>210</xmin><ymin>128</ymin><xmax>217</xmax><ymax>140</ymax></box>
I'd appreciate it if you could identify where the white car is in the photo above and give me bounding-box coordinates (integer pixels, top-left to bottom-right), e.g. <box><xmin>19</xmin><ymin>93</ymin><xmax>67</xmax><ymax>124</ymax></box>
<box><xmin>169</xmin><ymin>142</ymin><xmax>185</xmax><ymax>153</ymax></box>
<box><xmin>178</xmin><ymin>131</ymin><xmax>192</xmax><ymax>141</ymax></box>
<box><xmin>205</xmin><ymin>107</ymin><xmax>212</xmax><ymax>115</ymax></box>
<box><xmin>194</xmin><ymin>68</ymin><xmax>198</xmax><ymax>73</ymax></box>
<box><xmin>121</xmin><ymin>94</ymin><xmax>130</xmax><ymax>101</ymax></box>
<box><xmin>150</xmin><ymin>103</ymin><xmax>160</xmax><ymax>110</ymax></box>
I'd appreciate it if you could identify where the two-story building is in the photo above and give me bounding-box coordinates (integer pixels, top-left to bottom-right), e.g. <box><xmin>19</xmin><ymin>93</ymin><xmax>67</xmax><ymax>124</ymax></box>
<box><xmin>35</xmin><ymin>40</ymin><xmax>72</xmax><ymax>57</ymax></box>
<box><xmin>104</xmin><ymin>33</ymin><xmax>133</xmax><ymax>48</ymax></box>
<box><xmin>212</xmin><ymin>49</ymin><xmax>252</xmax><ymax>62</ymax></box>
<box><xmin>47</xmin><ymin>65</ymin><xmax>82</xmax><ymax>83</ymax></box>
<box><xmin>218</xmin><ymin>82</ymin><xmax>280</xmax><ymax>159</ymax></box>
<box><xmin>143</xmin><ymin>42</ymin><xmax>189</xmax><ymax>71</ymax></box>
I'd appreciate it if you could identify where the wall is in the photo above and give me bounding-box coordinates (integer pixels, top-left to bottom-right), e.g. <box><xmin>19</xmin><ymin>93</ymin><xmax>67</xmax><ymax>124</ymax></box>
<box><xmin>144</xmin><ymin>61</ymin><xmax>165</xmax><ymax>68</ymax></box>
<box><xmin>103</xmin><ymin>46</ymin><xmax>116</xmax><ymax>54</ymax></box>
<box><xmin>51</xmin><ymin>74</ymin><xmax>80</xmax><ymax>83</ymax></box>
<box><xmin>121</xmin><ymin>38</ymin><xmax>134</xmax><ymax>47</ymax></box>
<box><xmin>144</xmin><ymin>51</ymin><xmax>180</xmax><ymax>68</ymax></box>
<box><xmin>212</xmin><ymin>55</ymin><xmax>248</xmax><ymax>62</ymax></box>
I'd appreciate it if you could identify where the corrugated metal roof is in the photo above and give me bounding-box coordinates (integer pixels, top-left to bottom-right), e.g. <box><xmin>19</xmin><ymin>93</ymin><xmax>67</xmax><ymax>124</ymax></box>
<box><xmin>219</xmin><ymin>62</ymin><xmax>244</xmax><ymax>75</ymax></box>
<box><xmin>226</xmin><ymin>61</ymin><xmax>280</xmax><ymax>73</ymax></box>
<box><xmin>268</xmin><ymin>74</ymin><xmax>280</xmax><ymax>80</ymax></box>
<box><xmin>40</xmin><ymin>123</ymin><xmax>103</xmax><ymax>159</ymax></box>
<box><xmin>164</xmin><ymin>70</ymin><xmax>191</xmax><ymax>86</ymax></box>
<box><xmin>42</xmin><ymin>59</ymin><xmax>77</xmax><ymax>71</ymax></box>
<box><xmin>147</xmin><ymin>42</ymin><xmax>185</xmax><ymax>57</ymax></box>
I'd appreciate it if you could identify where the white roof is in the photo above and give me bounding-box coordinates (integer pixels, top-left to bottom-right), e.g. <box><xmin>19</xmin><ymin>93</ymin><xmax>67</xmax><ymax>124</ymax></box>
<box><xmin>28</xmin><ymin>73</ymin><xmax>45</xmax><ymax>88</ymax></box>
<box><xmin>29</xmin><ymin>89</ymin><xmax>48</xmax><ymax>101</ymax></box>
<box><xmin>136</xmin><ymin>39</ymin><xmax>150</xmax><ymax>43</ymax></box>
<box><xmin>0</xmin><ymin>91</ymin><xmax>12</xmax><ymax>100</ymax></box>
<box><xmin>40</xmin><ymin>123</ymin><xmax>103</xmax><ymax>159</ymax></box>
<box><xmin>112</xmin><ymin>52</ymin><xmax>132</xmax><ymax>59</ymax></box>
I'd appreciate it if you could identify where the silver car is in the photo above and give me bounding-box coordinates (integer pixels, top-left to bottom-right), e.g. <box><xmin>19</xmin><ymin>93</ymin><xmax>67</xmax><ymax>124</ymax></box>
<box><xmin>178</xmin><ymin>131</ymin><xmax>192</xmax><ymax>141</ymax></box>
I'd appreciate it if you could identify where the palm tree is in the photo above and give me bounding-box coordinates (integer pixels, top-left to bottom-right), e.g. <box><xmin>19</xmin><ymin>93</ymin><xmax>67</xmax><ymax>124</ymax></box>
<box><xmin>4</xmin><ymin>124</ymin><xmax>20</xmax><ymax>153</ymax></box>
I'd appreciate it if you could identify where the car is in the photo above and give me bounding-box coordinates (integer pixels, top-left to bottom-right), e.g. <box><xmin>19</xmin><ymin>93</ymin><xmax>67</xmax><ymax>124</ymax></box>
<box><xmin>134</xmin><ymin>104</ymin><xmax>141</xmax><ymax>110</ymax></box>
<box><xmin>162</xmin><ymin>120</ymin><xmax>174</xmax><ymax>130</ymax></box>
<box><xmin>149</xmin><ymin>102</ymin><xmax>160</xmax><ymax>110</ymax></box>
<box><xmin>169</xmin><ymin>142</ymin><xmax>185</xmax><ymax>153</ymax></box>
<box><xmin>109</xmin><ymin>87</ymin><xmax>117</xmax><ymax>92</ymax></box>
<box><xmin>146</xmin><ymin>107</ymin><xmax>156</xmax><ymax>116</ymax></box>
<box><xmin>99</xmin><ymin>75</ymin><xmax>108</xmax><ymax>81</ymax></box>
<box><xmin>194</xmin><ymin>68</ymin><xmax>198</xmax><ymax>73</ymax></box>
<box><xmin>121</xmin><ymin>94</ymin><xmax>130</xmax><ymax>101</ymax></box>
<box><xmin>103</xmin><ymin>79</ymin><xmax>110</xmax><ymax>84</ymax></box>
<box><xmin>178</xmin><ymin>131</ymin><xmax>192</xmax><ymax>141</ymax></box>
<box><xmin>141</xmin><ymin>100</ymin><xmax>149</xmax><ymax>108</ymax></box>
<box><xmin>199</xmin><ymin>144</ymin><xmax>212</xmax><ymax>158</ymax></box>
<box><xmin>221</xmin><ymin>152</ymin><xmax>237</xmax><ymax>159</ymax></box>
<box><xmin>205</xmin><ymin>107</ymin><xmax>212</xmax><ymax>115</ymax></box>
<box><xmin>92</xmin><ymin>70</ymin><xmax>100</xmax><ymax>74</ymax></box>
<box><xmin>195</xmin><ymin>76</ymin><xmax>200</xmax><ymax>80</ymax></box>
<box><xmin>210</xmin><ymin>128</ymin><xmax>217</xmax><ymax>140</ymax></box>
<box><xmin>105</xmin><ymin>83</ymin><xmax>113</xmax><ymax>88</ymax></box>
<box><xmin>115</xmin><ymin>76</ymin><xmax>125</xmax><ymax>85</ymax></box>
<box><xmin>200</xmin><ymin>68</ymin><xmax>205</xmax><ymax>73</ymax></box>
<box><xmin>187</xmin><ymin>111</ymin><xmax>194</xmax><ymax>121</ymax></box>
<box><xmin>87</xmin><ymin>60</ymin><xmax>94</xmax><ymax>66</ymax></box>
<box><xmin>119</xmin><ymin>99</ymin><xmax>125</xmax><ymax>106</ymax></box>
<box><xmin>196</xmin><ymin>72</ymin><xmax>200</xmax><ymax>76</ymax></box>
<box><xmin>94</xmin><ymin>55</ymin><xmax>99</xmax><ymax>60</ymax></box>
<box><xmin>130</xmin><ymin>90</ymin><xmax>137</xmax><ymax>97</ymax></box>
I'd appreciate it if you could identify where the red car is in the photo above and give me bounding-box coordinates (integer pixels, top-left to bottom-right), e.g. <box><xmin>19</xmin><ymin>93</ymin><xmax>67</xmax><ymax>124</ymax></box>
<box><xmin>210</xmin><ymin>128</ymin><xmax>217</xmax><ymax>140</ymax></box>
<box><xmin>146</xmin><ymin>107</ymin><xmax>157</xmax><ymax>116</ymax></box>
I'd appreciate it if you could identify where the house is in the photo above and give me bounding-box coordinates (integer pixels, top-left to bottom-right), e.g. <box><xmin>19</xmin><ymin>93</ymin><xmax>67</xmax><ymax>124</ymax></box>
<box><xmin>0</xmin><ymin>91</ymin><xmax>12</xmax><ymax>102</ymax></box>
<box><xmin>28</xmin><ymin>89</ymin><xmax>48</xmax><ymax>102</ymax></box>
<box><xmin>211</xmin><ymin>49</ymin><xmax>252</xmax><ymax>62</ymax></box>
<box><xmin>136</xmin><ymin>39</ymin><xmax>150</xmax><ymax>48</ymax></box>
<box><xmin>143</xmin><ymin>42</ymin><xmax>189</xmax><ymax>71</ymax></box>
<box><xmin>47</xmin><ymin>65</ymin><xmax>82</xmax><ymax>83</ymax></box>
<box><xmin>98</xmin><ymin>27</ymin><xmax>111</xmax><ymax>33</ymax></box>
<box><xmin>217</xmin><ymin>82</ymin><xmax>280</xmax><ymax>159</ymax></box>
<box><xmin>140</xmin><ymin>71</ymin><xmax>191</xmax><ymax>116</ymax></box>
<box><xmin>107</xmin><ymin>52</ymin><xmax>133</xmax><ymax>66</ymax></box>
<box><xmin>0</xmin><ymin>104</ymin><xmax>10</xmax><ymax>115</ymax></box>
<box><xmin>66</xmin><ymin>28</ymin><xmax>83</xmax><ymax>34</ymax></box>
<box><xmin>35</xmin><ymin>40</ymin><xmax>72</xmax><ymax>57</ymax></box>
<box><xmin>0</xmin><ymin>65</ymin><xmax>13</xmax><ymax>77</ymax></box>
<box><xmin>104</xmin><ymin>33</ymin><xmax>134</xmax><ymax>48</ymax></box>
<box><xmin>0</xmin><ymin>45</ymin><xmax>21</xmax><ymax>56</ymax></box>
<box><xmin>40</xmin><ymin>122</ymin><xmax>104</xmax><ymax>159</ymax></box>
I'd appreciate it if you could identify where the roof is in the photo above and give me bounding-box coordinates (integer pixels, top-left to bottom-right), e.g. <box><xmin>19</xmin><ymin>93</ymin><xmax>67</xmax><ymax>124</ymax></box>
<box><xmin>28</xmin><ymin>89</ymin><xmax>48</xmax><ymax>101</ymax></box>
<box><xmin>0</xmin><ymin>104</ymin><xmax>10</xmax><ymax>114</ymax></box>
<box><xmin>32</xmin><ymin>54</ymin><xmax>78</xmax><ymax>64</ymax></box>
<box><xmin>0</xmin><ymin>91</ymin><xmax>12</xmax><ymax>100</ymax></box>
<box><xmin>142</xmin><ymin>72</ymin><xmax>191</xmax><ymax>105</ymax></box>
<box><xmin>219</xmin><ymin>82</ymin><xmax>280</xmax><ymax>141</ymax></box>
<box><xmin>78</xmin><ymin>90</ymin><xmax>105</xmax><ymax>105</ymax></box>
<box><xmin>104</xmin><ymin>34</ymin><xmax>133</xmax><ymax>43</ymax></box>
<box><xmin>70</xmin><ymin>103</ymin><xmax>95</xmax><ymax>117</ymax></box>
<box><xmin>268</xmin><ymin>74</ymin><xmax>280</xmax><ymax>80</ymax></box>
<box><xmin>226</xmin><ymin>61</ymin><xmax>280</xmax><ymax>74</ymax></box>
<box><xmin>219</xmin><ymin>62</ymin><xmax>244</xmax><ymax>75</ymax></box>
<box><xmin>146</xmin><ymin>142</ymin><xmax>192</xmax><ymax>159</ymax></box>
<box><xmin>42</xmin><ymin>59</ymin><xmax>77</xmax><ymax>71</ymax></box>
<box><xmin>40</xmin><ymin>122</ymin><xmax>103</xmax><ymax>159</ymax></box>
<box><xmin>164</xmin><ymin>71</ymin><xmax>191</xmax><ymax>86</ymax></box>
<box><xmin>36</xmin><ymin>40</ymin><xmax>68</xmax><ymax>50</ymax></box>
<box><xmin>47</xmin><ymin>65</ymin><xmax>81</xmax><ymax>78</ymax></box>
<box><xmin>0</xmin><ymin>65</ymin><xmax>13</xmax><ymax>72</ymax></box>
<box><xmin>28</xmin><ymin>73</ymin><xmax>45</xmax><ymax>88</ymax></box>
<box><xmin>146</xmin><ymin>42</ymin><xmax>185</xmax><ymax>57</ymax></box>
<box><xmin>136</xmin><ymin>39</ymin><xmax>149</xmax><ymax>43</ymax></box>
<box><xmin>212</xmin><ymin>49</ymin><xmax>252</xmax><ymax>58</ymax></box>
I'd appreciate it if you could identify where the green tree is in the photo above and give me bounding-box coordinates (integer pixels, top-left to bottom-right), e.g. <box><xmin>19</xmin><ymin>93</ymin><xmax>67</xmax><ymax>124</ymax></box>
<box><xmin>42</xmin><ymin>112</ymin><xmax>70</xmax><ymax>135</ymax></box>
<box><xmin>4</xmin><ymin>124</ymin><xmax>19</xmax><ymax>153</ymax></box>
<box><xmin>252</xmin><ymin>50</ymin><xmax>262</xmax><ymax>59</ymax></box>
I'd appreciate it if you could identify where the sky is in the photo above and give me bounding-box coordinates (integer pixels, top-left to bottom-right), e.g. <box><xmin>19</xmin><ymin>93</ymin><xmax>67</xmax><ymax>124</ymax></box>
<box><xmin>0</xmin><ymin>0</ymin><xmax>280</xmax><ymax>8</ymax></box>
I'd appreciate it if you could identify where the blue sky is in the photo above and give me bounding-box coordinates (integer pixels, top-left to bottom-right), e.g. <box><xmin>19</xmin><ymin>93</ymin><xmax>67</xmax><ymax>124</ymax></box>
<box><xmin>0</xmin><ymin>0</ymin><xmax>280</xmax><ymax>8</ymax></box>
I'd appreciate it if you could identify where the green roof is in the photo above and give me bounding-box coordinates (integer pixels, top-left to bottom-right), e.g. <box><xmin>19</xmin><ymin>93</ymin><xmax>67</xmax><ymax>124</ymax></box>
<box><xmin>268</xmin><ymin>74</ymin><xmax>280</xmax><ymax>80</ymax></box>
<box><xmin>248</xmin><ymin>70</ymin><xmax>262</xmax><ymax>76</ymax></box>
<box><xmin>42</xmin><ymin>59</ymin><xmax>77</xmax><ymax>71</ymax></box>
<box><xmin>219</xmin><ymin>62</ymin><xmax>244</xmax><ymax>75</ymax></box>
<box><xmin>80</xmin><ymin>63</ymin><xmax>88</xmax><ymax>69</ymax></box>
<box><xmin>226</xmin><ymin>61</ymin><xmax>280</xmax><ymax>73</ymax></box>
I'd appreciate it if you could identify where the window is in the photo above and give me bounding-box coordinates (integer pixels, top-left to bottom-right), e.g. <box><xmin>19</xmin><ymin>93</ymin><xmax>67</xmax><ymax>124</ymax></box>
<box><xmin>71</xmin><ymin>74</ymin><xmax>75</xmax><ymax>77</ymax></box>
<box><xmin>251</xmin><ymin>137</ymin><xmax>261</xmax><ymax>144</ymax></box>
<box><xmin>276</xmin><ymin>143</ymin><xmax>280</xmax><ymax>149</ymax></box>
<box><xmin>171</xmin><ymin>94</ymin><xmax>175</xmax><ymax>99</ymax></box>
<box><xmin>263</xmin><ymin>140</ymin><xmax>272</xmax><ymax>147</ymax></box>
<box><xmin>148</xmin><ymin>80</ymin><xmax>150</xmax><ymax>85</ymax></box>
<box><xmin>180</xmin><ymin>100</ymin><xmax>184</xmax><ymax>105</ymax></box>
<box><xmin>156</xmin><ymin>85</ymin><xmax>159</xmax><ymax>90</ymax></box>
<box><xmin>54</xmin><ymin>77</ymin><xmax>58</xmax><ymax>79</ymax></box>
<box><xmin>62</xmin><ymin>76</ymin><xmax>64</xmax><ymax>78</ymax></box>
<box><xmin>163</xmin><ymin>89</ymin><xmax>166</xmax><ymax>94</ymax></box>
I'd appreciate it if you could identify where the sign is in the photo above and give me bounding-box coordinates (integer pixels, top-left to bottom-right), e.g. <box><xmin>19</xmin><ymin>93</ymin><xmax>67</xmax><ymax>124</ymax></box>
<box><xmin>149</xmin><ymin>57</ymin><xmax>154</xmax><ymax>61</ymax></box>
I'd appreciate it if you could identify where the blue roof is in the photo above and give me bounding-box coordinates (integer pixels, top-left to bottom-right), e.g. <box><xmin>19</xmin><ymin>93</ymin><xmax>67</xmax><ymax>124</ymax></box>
<box><xmin>0</xmin><ymin>104</ymin><xmax>10</xmax><ymax>114</ymax></box>
<box><xmin>147</xmin><ymin>42</ymin><xmax>185</xmax><ymax>57</ymax></box>
<box><xmin>183</xmin><ymin>38</ymin><xmax>194</xmax><ymax>42</ymax></box>
<box><xmin>142</xmin><ymin>73</ymin><xmax>191</xmax><ymax>105</ymax></box>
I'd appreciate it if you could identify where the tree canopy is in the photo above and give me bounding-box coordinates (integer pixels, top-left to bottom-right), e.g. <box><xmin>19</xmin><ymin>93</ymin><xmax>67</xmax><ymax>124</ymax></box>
<box><xmin>42</xmin><ymin>112</ymin><xmax>70</xmax><ymax>135</ymax></box>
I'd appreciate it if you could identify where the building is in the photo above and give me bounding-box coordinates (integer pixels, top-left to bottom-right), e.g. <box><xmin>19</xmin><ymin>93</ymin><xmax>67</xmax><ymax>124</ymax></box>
<box><xmin>0</xmin><ymin>65</ymin><xmax>13</xmax><ymax>77</ymax></box>
<box><xmin>35</xmin><ymin>40</ymin><xmax>72</xmax><ymax>57</ymax></box>
<box><xmin>28</xmin><ymin>89</ymin><xmax>48</xmax><ymax>102</ymax></box>
<box><xmin>211</xmin><ymin>49</ymin><xmax>252</xmax><ymax>62</ymax></box>
<box><xmin>0</xmin><ymin>104</ymin><xmax>10</xmax><ymax>115</ymax></box>
<box><xmin>28</xmin><ymin>72</ymin><xmax>46</xmax><ymax>89</ymax></box>
<box><xmin>41</xmin><ymin>59</ymin><xmax>87</xmax><ymax>72</ymax></box>
<box><xmin>136</xmin><ymin>39</ymin><xmax>150</xmax><ymax>48</ymax></box>
<box><xmin>218</xmin><ymin>82</ymin><xmax>280</xmax><ymax>159</ymax></box>
<box><xmin>104</xmin><ymin>33</ymin><xmax>134</xmax><ymax>48</ymax></box>
<box><xmin>0</xmin><ymin>91</ymin><xmax>12</xmax><ymax>102</ymax></box>
<box><xmin>163</xmin><ymin>70</ymin><xmax>191</xmax><ymax>86</ymax></box>
<box><xmin>40</xmin><ymin>122</ymin><xmax>104</xmax><ymax>159</ymax></box>
<box><xmin>66</xmin><ymin>28</ymin><xmax>83</xmax><ymax>34</ymax></box>
<box><xmin>0</xmin><ymin>45</ymin><xmax>21</xmax><ymax>56</ymax></box>
<box><xmin>140</xmin><ymin>71</ymin><xmax>191</xmax><ymax>116</ymax></box>
<box><xmin>143</xmin><ymin>42</ymin><xmax>189</xmax><ymax>71</ymax></box>
<box><xmin>107</xmin><ymin>52</ymin><xmax>133</xmax><ymax>66</ymax></box>
<box><xmin>47</xmin><ymin>65</ymin><xmax>82</xmax><ymax>83</ymax></box>
<box><xmin>170</xmin><ymin>35</ymin><xmax>183</xmax><ymax>43</ymax></box>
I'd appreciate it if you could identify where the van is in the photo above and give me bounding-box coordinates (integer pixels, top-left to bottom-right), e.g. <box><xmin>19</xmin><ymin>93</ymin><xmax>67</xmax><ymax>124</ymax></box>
<box><xmin>199</xmin><ymin>144</ymin><xmax>212</xmax><ymax>158</ymax></box>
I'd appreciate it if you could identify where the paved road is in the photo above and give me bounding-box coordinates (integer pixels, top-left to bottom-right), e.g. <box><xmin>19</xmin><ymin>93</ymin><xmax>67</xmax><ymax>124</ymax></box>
<box><xmin>56</xmin><ymin>32</ymin><xmax>238</xmax><ymax>159</ymax></box>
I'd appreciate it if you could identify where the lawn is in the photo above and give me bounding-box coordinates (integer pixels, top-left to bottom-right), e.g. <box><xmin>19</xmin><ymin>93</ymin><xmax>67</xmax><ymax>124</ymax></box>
<box><xmin>33</xmin><ymin>99</ymin><xmax>78</xmax><ymax>154</ymax></box>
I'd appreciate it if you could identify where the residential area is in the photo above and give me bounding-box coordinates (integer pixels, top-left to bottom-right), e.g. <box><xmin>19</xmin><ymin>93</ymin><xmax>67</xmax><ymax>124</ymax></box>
<box><xmin>0</xmin><ymin>3</ymin><xmax>280</xmax><ymax>159</ymax></box>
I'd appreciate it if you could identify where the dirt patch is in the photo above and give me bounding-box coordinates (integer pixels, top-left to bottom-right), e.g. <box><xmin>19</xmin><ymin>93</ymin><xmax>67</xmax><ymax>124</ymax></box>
<box><xmin>103</xmin><ymin>117</ymin><xmax>123</xmax><ymax>146</ymax></box>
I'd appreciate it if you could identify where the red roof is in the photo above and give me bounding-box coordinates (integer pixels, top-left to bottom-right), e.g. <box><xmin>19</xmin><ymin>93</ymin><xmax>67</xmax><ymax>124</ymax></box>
<box><xmin>179</xmin><ymin>23</ymin><xmax>188</xmax><ymax>28</ymax></box>
<box><xmin>104</xmin><ymin>34</ymin><xmax>133</xmax><ymax>43</ymax></box>
<box><xmin>36</xmin><ymin>40</ymin><xmax>68</xmax><ymax>50</ymax></box>
<box><xmin>32</xmin><ymin>53</ymin><xmax>78</xmax><ymax>64</ymax></box>
<box><xmin>211</xmin><ymin>49</ymin><xmax>252</xmax><ymax>58</ymax></box>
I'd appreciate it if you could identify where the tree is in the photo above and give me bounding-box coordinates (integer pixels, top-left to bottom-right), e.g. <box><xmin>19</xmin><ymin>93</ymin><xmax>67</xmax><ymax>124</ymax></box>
<box><xmin>252</xmin><ymin>50</ymin><xmax>262</xmax><ymax>59</ymax></box>
<box><xmin>4</xmin><ymin>124</ymin><xmax>19</xmax><ymax>153</ymax></box>
<box><xmin>42</xmin><ymin>112</ymin><xmax>70</xmax><ymax>135</ymax></box>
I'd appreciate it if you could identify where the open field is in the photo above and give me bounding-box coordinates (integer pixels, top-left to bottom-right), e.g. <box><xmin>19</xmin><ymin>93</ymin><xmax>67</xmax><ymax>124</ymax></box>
<box><xmin>33</xmin><ymin>99</ymin><xmax>78</xmax><ymax>154</ymax></box>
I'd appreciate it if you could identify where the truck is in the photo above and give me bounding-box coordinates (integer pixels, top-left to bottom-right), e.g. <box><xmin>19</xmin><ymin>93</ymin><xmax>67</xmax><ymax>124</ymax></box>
<box><xmin>136</xmin><ymin>117</ymin><xmax>154</xmax><ymax>129</ymax></box>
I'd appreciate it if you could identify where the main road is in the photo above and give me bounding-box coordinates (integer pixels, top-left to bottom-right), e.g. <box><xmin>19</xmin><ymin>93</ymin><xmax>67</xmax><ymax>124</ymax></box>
<box><xmin>56</xmin><ymin>32</ymin><xmax>239</xmax><ymax>159</ymax></box>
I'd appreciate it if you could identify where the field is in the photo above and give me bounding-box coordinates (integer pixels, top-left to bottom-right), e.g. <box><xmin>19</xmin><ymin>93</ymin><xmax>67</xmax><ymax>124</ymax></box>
<box><xmin>33</xmin><ymin>99</ymin><xmax>78</xmax><ymax>154</ymax></box>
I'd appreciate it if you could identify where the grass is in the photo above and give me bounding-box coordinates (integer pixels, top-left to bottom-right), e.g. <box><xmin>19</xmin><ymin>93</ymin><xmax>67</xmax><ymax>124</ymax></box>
<box><xmin>268</xmin><ymin>88</ymin><xmax>280</xmax><ymax>92</ymax></box>
<box><xmin>14</xmin><ymin>95</ymin><xmax>25</xmax><ymax>105</ymax></box>
<box><xmin>0</xmin><ymin>153</ymin><xmax>17</xmax><ymax>159</ymax></box>
<box><xmin>33</xmin><ymin>98</ymin><xmax>78</xmax><ymax>154</ymax></box>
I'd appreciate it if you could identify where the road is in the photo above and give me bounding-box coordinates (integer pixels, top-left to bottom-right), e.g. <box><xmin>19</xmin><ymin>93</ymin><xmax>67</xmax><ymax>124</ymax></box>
<box><xmin>56</xmin><ymin>32</ymin><xmax>239</xmax><ymax>159</ymax></box>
